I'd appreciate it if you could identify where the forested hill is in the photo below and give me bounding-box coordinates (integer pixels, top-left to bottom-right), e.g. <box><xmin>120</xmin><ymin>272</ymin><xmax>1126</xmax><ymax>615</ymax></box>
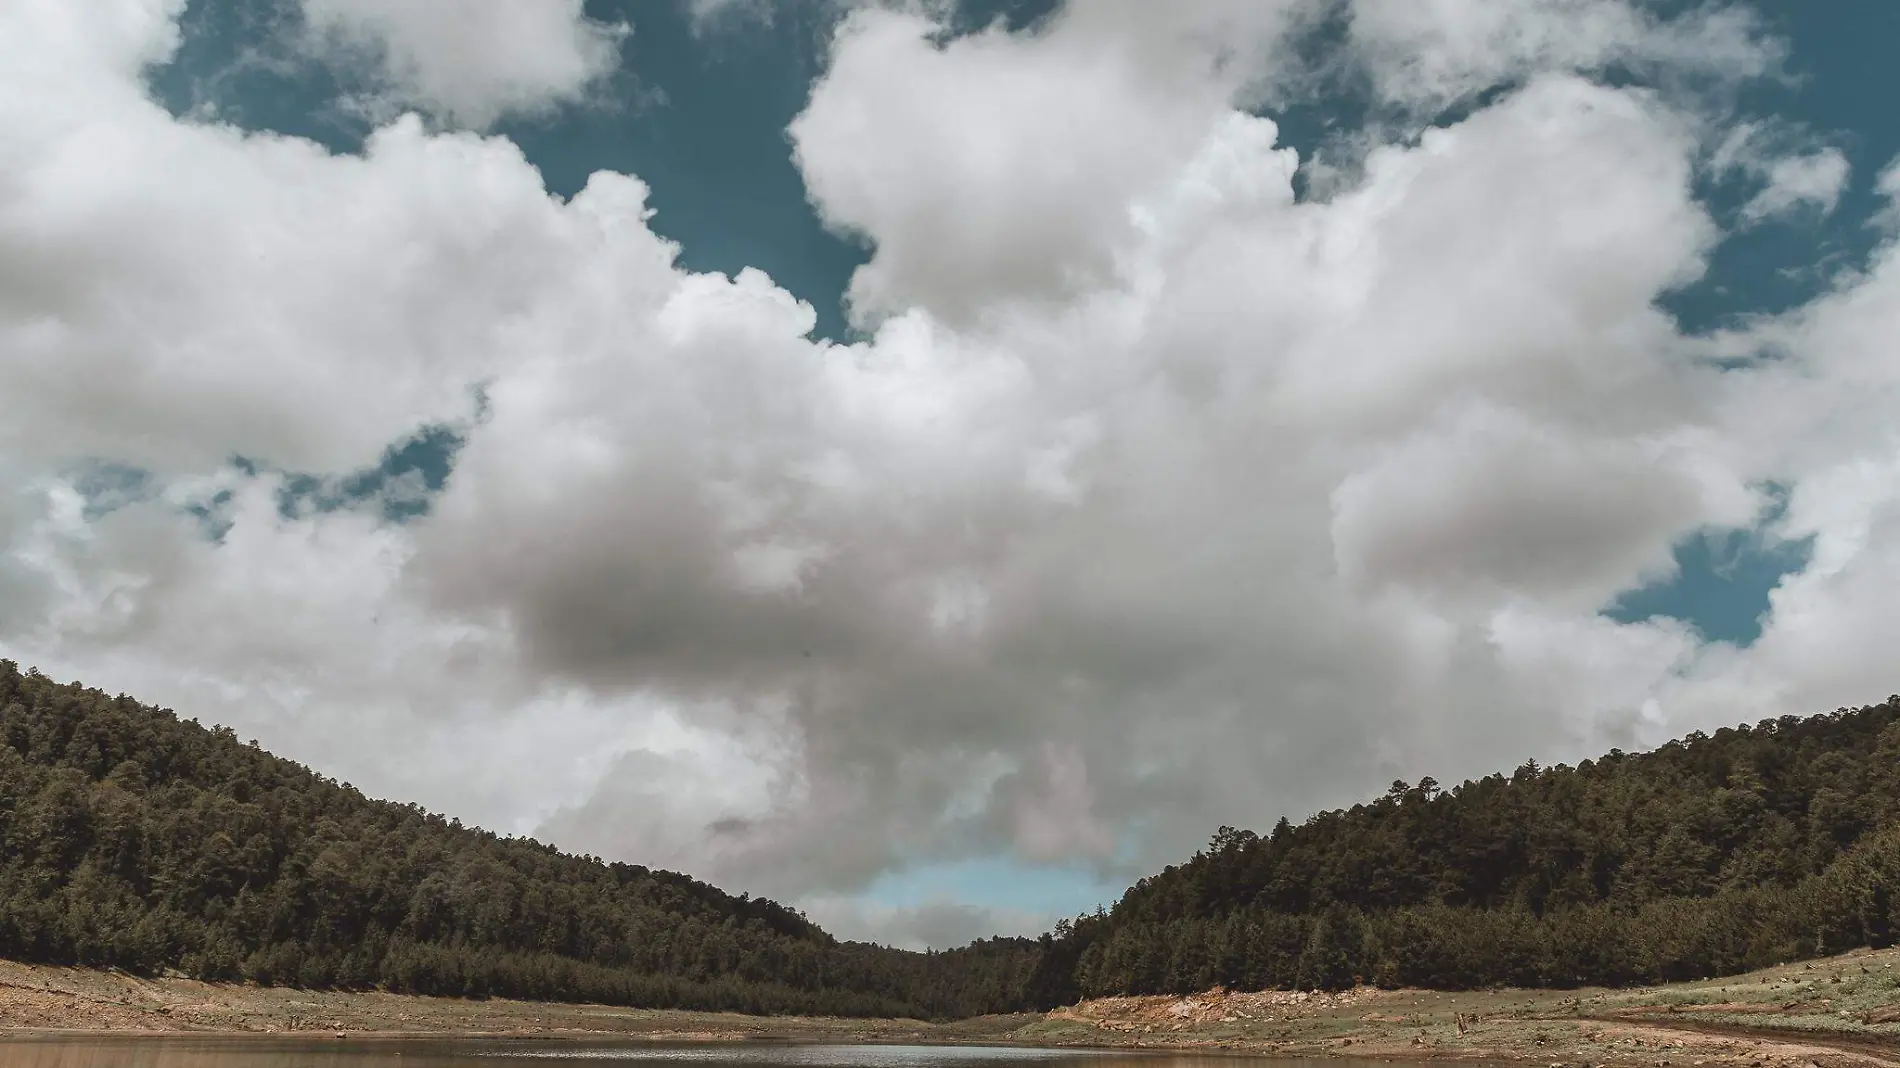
<box><xmin>11</xmin><ymin>661</ymin><xmax>1900</xmax><ymax>1017</ymax></box>
<box><xmin>0</xmin><ymin>662</ymin><xmax>1036</xmax><ymax>1019</ymax></box>
<box><xmin>1025</xmin><ymin>698</ymin><xmax>1900</xmax><ymax>1005</ymax></box>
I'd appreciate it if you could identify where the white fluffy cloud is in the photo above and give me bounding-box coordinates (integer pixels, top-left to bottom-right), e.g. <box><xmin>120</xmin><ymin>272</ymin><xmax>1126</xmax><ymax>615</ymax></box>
<box><xmin>6</xmin><ymin>0</ymin><xmax>1898</xmax><ymax>946</ymax></box>
<box><xmin>299</xmin><ymin>0</ymin><xmax>625</xmax><ymax>128</ymax></box>
<box><xmin>790</xmin><ymin>6</ymin><xmax>1249</xmax><ymax>325</ymax></box>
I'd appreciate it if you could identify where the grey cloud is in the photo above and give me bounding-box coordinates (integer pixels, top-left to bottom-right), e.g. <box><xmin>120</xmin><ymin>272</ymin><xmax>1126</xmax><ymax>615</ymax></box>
<box><xmin>800</xmin><ymin>899</ymin><xmax>1060</xmax><ymax>952</ymax></box>
<box><xmin>0</xmin><ymin>480</ymin><xmax>56</xmax><ymax>639</ymax></box>
<box><xmin>1329</xmin><ymin>406</ymin><xmax>1742</xmax><ymax>607</ymax></box>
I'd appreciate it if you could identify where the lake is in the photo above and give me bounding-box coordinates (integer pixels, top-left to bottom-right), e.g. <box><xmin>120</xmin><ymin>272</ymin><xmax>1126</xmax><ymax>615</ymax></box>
<box><xmin>0</xmin><ymin>1040</ymin><xmax>1376</xmax><ymax>1068</ymax></box>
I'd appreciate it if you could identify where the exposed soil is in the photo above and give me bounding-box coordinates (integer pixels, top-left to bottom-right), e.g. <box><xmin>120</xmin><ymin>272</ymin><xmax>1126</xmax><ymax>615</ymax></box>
<box><xmin>0</xmin><ymin>957</ymin><xmax>1030</xmax><ymax>1043</ymax></box>
<box><xmin>9</xmin><ymin>945</ymin><xmax>1900</xmax><ymax>1065</ymax></box>
<box><xmin>1020</xmin><ymin>945</ymin><xmax>1900</xmax><ymax>1065</ymax></box>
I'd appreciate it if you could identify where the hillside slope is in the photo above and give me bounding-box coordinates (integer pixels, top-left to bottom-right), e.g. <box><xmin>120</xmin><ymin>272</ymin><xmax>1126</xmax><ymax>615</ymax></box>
<box><xmin>11</xmin><ymin>659</ymin><xmax>1900</xmax><ymax>1019</ymax></box>
<box><xmin>1027</xmin><ymin>697</ymin><xmax>1900</xmax><ymax>1002</ymax></box>
<box><xmin>0</xmin><ymin>662</ymin><xmax>1035</xmax><ymax>1019</ymax></box>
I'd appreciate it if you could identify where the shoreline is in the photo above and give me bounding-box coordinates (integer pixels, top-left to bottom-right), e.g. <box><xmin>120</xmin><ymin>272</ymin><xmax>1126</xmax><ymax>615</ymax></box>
<box><xmin>9</xmin><ymin>948</ymin><xmax>1900</xmax><ymax>1065</ymax></box>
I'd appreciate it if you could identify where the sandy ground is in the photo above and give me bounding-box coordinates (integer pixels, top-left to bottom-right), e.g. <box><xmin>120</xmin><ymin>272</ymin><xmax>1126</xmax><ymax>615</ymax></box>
<box><xmin>8</xmin><ymin>946</ymin><xmax>1900</xmax><ymax>1064</ymax></box>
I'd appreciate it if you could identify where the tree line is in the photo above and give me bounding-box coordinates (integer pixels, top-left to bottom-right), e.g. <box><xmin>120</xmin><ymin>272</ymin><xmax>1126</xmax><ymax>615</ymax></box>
<box><xmin>0</xmin><ymin>661</ymin><xmax>1036</xmax><ymax>1019</ymax></box>
<box><xmin>7</xmin><ymin>658</ymin><xmax>1900</xmax><ymax>1016</ymax></box>
<box><xmin>1025</xmin><ymin>697</ymin><xmax>1900</xmax><ymax>1002</ymax></box>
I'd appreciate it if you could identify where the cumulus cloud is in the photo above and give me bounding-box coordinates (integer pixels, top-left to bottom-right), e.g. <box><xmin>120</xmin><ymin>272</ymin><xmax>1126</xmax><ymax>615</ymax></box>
<box><xmin>2</xmin><ymin>111</ymin><xmax>558</xmax><ymax>474</ymax></box>
<box><xmin>790</xmin><ymin>5</ymin><xmax>1254</xmax><ymax>325</ymax></box>
<box><xmin>5</xmin><ymin>0</ymin><xmax>1897</xmax><ymax>942</ymax></box>
<box><xmin>1671</xmin><ymin>185</ymin><xmax>1900</xmax><ymax>714</ymax></box>
<box><xmin>297</xmin><ymin>0</ymin><xmax>626</xmax><ymax>128</ymax></box>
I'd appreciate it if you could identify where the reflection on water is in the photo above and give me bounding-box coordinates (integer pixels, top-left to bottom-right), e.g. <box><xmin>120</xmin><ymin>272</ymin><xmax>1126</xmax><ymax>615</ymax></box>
<box><xmin>492</xmin><ymin>1050</ymin><xmax>1103</xmax><ymax>1064</ymax></box>
<box><xmin>0</xmin><ymin>1039</ymin><xmax>1369</xmax><ymax>1068</ymax></box>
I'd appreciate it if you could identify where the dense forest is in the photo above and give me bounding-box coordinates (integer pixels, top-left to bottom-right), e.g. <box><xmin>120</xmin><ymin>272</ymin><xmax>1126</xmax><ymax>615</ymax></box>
<box><xmin>7</xmin><ymin>660</ymin><xmax>1900</xmax><ymax>1016</ymax></box>
<box><xmin>1024</xmin><ymin>696</ymin><xmax>1900</xmax><ymax>1002</ymax></box>
<box><xmin>0</xmin><ymin>662</ymin><xmax>1037</xmax><ymax>1018</ymax></box>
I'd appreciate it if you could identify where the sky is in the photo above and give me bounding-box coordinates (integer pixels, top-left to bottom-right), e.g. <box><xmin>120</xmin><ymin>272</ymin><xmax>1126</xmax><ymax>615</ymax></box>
<box><xmin>4</xmin><ymin>0</ymin><xmax>1900</xmax><ymax>950</ymax></box>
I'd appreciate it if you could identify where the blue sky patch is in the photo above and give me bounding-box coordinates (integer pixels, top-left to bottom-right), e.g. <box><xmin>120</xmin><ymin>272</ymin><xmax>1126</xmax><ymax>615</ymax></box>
<box><xmin>1604</xmin><ymin>486</ymin><xmax>1814</xmax><ymax>647</ymax></box>
<box><xmin>71</xmin><ymin>461</ymin><xmax>156</xmax><ymax>522</ymax></box>
<box><xmin>864</xmin><ymin>855</ymin><xmax>1120</xmax><ymax>923</ymax></box>
<box><xmin>267</xmin><ymin>423</ymin><xmax>466</xmax><ymax>523</ymax></box>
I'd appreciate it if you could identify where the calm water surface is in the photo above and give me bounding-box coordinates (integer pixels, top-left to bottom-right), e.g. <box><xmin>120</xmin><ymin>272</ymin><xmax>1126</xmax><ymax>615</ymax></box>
<box><xmin>0</xmin><ymin>1039</ymin><xmax>1391</xmax><ymax>1068</ymax></box>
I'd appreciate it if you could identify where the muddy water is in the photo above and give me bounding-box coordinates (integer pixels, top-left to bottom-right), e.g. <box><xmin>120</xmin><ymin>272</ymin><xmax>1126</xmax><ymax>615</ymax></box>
<box><xmin>0</xmin><ymin>1039</ymin><xmax>1391</xmax><ymax>1068</ymax></box>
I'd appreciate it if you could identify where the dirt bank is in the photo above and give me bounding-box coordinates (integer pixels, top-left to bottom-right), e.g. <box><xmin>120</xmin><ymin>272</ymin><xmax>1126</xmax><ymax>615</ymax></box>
<box><xmin>1021</xmin><ymin>945</ymin><xmax>1900</xmax><ymax>1065</ymax></box>
<box><xmin>9</xmin><ymin>946</ymin><xmax>1900</xmax><ymax>1065</ymax></box>
<box><xmin>0</xmin><ymin>957</ymin><xmax>1029</xmax><ymax>1042</ymax></box>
